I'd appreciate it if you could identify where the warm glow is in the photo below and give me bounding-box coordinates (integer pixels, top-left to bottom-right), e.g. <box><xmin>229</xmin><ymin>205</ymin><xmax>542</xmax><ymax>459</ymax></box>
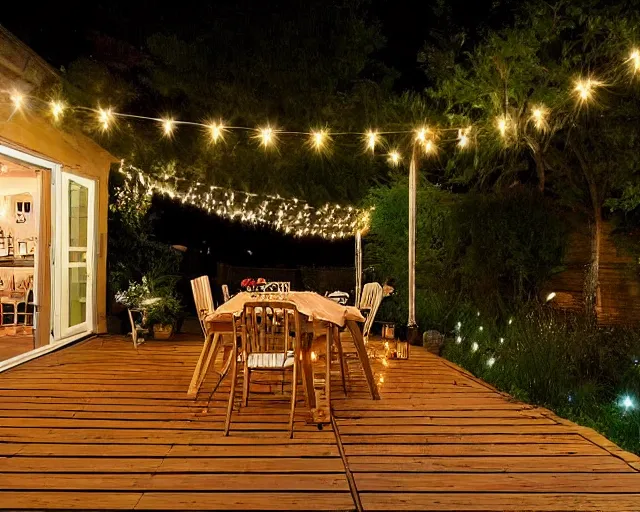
<box><xmin>574</xmin><ymin>77</ymin><xmax>601</xmax><ymax>103</ymax></box>
<box><xmin>162</xmin><ymin>118</ymin><xmax>175</xmax><ymax>136</ymax></box>
<box><xmin>378</xmin><ymin>375</ymin><xmax>385</xmax><ymax>384</ymax></box>
<box><xmin>311</xmin><ymin>351</ymin><xmax>317</xmax><ymax>362</ymax></box>
<box><xmin>499</xmin><ymin>337</ymin><xmax>504</xmax><ymax>344</ymax></box>
<box><xmin>365</xmin><ymin>130</ymin><xmax>378</xmax><ymax>152</ymax></box>
<box><xmin>208</xmin><ymin>122</ymin><xmax>225</xmax><ymax>143</ymax></box>
<box><xmin>50</xmin><ymin>100</ymin><xmax>65</xmax><ymax>121</ymax></box>
<box><xmin>487</xmin><ymin>357</ymin><xmax>496</xmax><ymax>367</ymax></box>
<box><xmin>258</xmin><ymin>126</ymin><xmax>276</xmax><ymax>148</ymax></box>
<box><xmin>415</xmin><ymin>127</ymin><xmax>429</xmax><ymax>143</ymax></box>
<box><xmin>471</xmin><ymin>342</ymin><xmax>479</xmax><ymax>352</ymax></box>
<box><xmin>10</xmin><ymin>91</ymin><xmax>24</xmax><ymax>111</ymax></box>
<box><xmin>310</xmin><ymin>129</ymin><xmax>330</xmax><ymax>151</ymax></box>
<box><xmin>456</xmin><ymin>336</ymin><xmax>462</xmax><ymax>344</ymax></box>
<box><xmin>629</xmin><ymin>49</ymin><xmax>640</xmax><ymax>74</ymax></box>
<box><xmin>458</xmin><ymin>128</ymin><xmax>471</xmax><ymax>148</ymax></box>
<box><xmin>382</xmin><ymin>358</ymin><xmax>389</xmax><ymax>367</ymax></box>
<box><xmin>387</xmin><ymin>150</ymin><xmax>401</xmax><ymax>166</ymax></box>
<box><xmin>530</xmin><ymin>105</ymin><xmax>549</xmax><ymax>131</ymax></box>
<box><xmin>546</xmin><ymin>292</ymin><xmax>557</xmax><ymax>302</ymax></box>
<box><xmin>496</xmin><ymin>115</ymin><xmax>509</xmax><ymax>138</ymax></box>
<box><xmin>98</xmin><ymin>107</ymin><xmax>114</xmax><ymax>131</ymax></box>
<box><xmin>423</xmin><ymin>139</ymin><xmax>436</xmax><ymax>154</ymax></box>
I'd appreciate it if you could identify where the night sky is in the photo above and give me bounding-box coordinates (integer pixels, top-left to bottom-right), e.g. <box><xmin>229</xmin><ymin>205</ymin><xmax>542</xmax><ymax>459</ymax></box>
<box><xmin>1</xmin><ymin>0</ymin><xmax>513</xmax><ymax>280</ymax></box>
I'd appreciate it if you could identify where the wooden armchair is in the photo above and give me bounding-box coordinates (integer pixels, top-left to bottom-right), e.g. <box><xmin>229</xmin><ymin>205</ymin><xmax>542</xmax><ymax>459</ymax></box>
<box><xmin>225</xmin><ymin>301</ymin><xmax>301</xmax><ymax>438</ymax></box>
<box><xmin>191</xmin><ymin>276</ymin><xmax>215</xmax><ymax>341</ymax></box>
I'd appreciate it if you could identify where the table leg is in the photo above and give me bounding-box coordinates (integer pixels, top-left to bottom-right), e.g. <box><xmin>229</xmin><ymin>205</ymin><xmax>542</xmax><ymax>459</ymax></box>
<box><xmin>300</xmin><ymin>333</ymin><xmax>316</xmax><ymax>410</ymax></box>
<box><xmin>188</xmin><ymin>332</ymin><xmax>221</xmax><ymax>397</ymax></box>
<box><xmin>346</xmin><ymin>320</ymin><xmax>380</xmax><ymax>400</ymax></box>
<box><xmin>334</xmin><ymin>326</ymin><xmax>348</xmax><ymax>395</ymax></box>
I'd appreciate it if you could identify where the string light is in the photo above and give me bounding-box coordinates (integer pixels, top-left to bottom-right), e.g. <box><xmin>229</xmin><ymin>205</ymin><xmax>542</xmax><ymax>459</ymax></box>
<box><xmin>162</xmin><ymin>118</ymin><xmax>175</xmax><ymax>137</ymax></box>
<box><xmin>546</xmin><ymin>292</ymin><xmax>557</xmax><ymax>302</ymax></box>
<box><xmin>116</xmin><ymin>162</ymin><xmax>367</xmax><ymax>239</ymax></box>
<box><xmin>98</xmin><ymin>107</ymin><xmax>114</xmax><ymax>131</ymax></box>
<box><xmin>423</xmin><ymin>139</ymin><xmax>437</xmax><ymax>155</ymax></box>
<box><xmin>415</xmin><ymin>127</ymin><xmax>429</xmax><ymax>143</ymax></box>
<box><xmin>455</xmin><ymin>336</ymin><xmax>462</xmax><ymax>344</ymax></box>
<box><xmin>458</xmin><ymin>128</ymin><xmax>471</xmax><ymax>149</ymax></box>
<box><xmin>487</xmin><ymin>356</ymin><xmax>496</xmax><ymax>367</ymax></box>
<box><xmin>365</xmin><ymin>130</ymin><xmax>378</xmax><ymax>152</ymax></box>
<box><xmin>530</xmin><ymin>105</ymin><xmax>549</xmax><ymax>131</ymax></box>
<box><xmin>628</xmin><ymin>49</ymin><xmax>640</xmax><ymax>75</ymax></box>
<box><xmin>310</xmin><ymin>129</ymin><xmax>330</xmax><ymax>152</ymax></box>
<box><xmin>208</xmin><ymin>121</ymin><xmax>225</xmax><ymax>143</ymax></box>
<box><xmin>620</xmin><ymin>395</ymin><xmax>634</xmax><ymax>411</ymax></box>
<box><xmin>471</xmin><ymin>342</ymin><xmax>479</xmax><ymax>352</ymax></box>
<box><xmin>496</xmin><ymin>115</ymin><xmax>510</xmax><ymax>138</ymax></box>
<box><xmin>257</xmin><ymin>126</ymin><xmax>276</xmax><ymax>148</ymax></box>
<box><xmin>387</xmin><ymin>150</ymin><xmax>401</xmax><ymax>166</ymax></box>
<box><xmin>499</xmin><ymin>337</ymin><xmax>504</xmax><ymax>344</ymax></box>
<box><xmin>50</xmin><ymin>100</ymin><xmax>65</xmax><ymax>121</ymax></box>
<box><xmin>10</xmin><ymin>91</ymin><xmax>24</xmax><ymax>111</ymax></box>
<box><xmin>574</xmin><ymin>77</ymin><xmax>601</xmax><ymax>104</ymax></box>
<box><xmin>478</xmin><ymin>326</ymin><xmax>484</xmax><ymax>332</ymax></box>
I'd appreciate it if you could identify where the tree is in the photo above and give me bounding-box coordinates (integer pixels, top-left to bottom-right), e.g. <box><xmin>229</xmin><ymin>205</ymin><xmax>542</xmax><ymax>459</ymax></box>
<box><xmin>422</xmin><ymin>0</ymin><xmax>640</xmax><ymax>320</ymax></box>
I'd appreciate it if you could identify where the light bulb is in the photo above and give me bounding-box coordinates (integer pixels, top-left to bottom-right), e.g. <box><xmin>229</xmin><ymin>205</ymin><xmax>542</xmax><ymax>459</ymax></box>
<box><xmin>10</xmin><ymin>91</ymin><xmax>24</xmax><ymax>111</ymax></box>
<box><xmin>98</xmin><ymin>107</ymin><xmax>114</xmax><ymax>131</ymax></box>
<box><xmin>208</xmin><ymin>122</ymin><xmax>225</xmax><ymax>143</ymax></box>
<box><xmin>387</xmin><ymin>150</ymin><xmax>401</xmax><ymax>166</ymax></box>
<box><xmin>365</xmin><ymin>130</ymin><xmax>378</xmax><ymax>152</ymax></box>
<box><xmin>162</xmin><ymin>118</ymin><xmax>175</xmax><ymax>136</ymax></box>
<box><xmin>50</xmin><ymin>100</ymin><xmax>65</xmax><ymax>121</ymax></box>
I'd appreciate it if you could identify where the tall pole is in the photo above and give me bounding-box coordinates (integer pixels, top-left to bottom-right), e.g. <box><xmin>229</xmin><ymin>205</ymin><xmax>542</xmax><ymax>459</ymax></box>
<box><xmin>355</xmin><ymin>229</ymin><xmax>362</xmax><ymax>308</ymax></box>
<box><xmin>407</xmin><ymin>145</ymin><xmax>418</xmax><ymax>344</ymax></box>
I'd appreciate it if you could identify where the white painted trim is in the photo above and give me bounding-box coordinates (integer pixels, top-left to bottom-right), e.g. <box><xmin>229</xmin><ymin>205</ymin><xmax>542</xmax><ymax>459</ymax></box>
<box><xmin>0</xmin><ymin>334</ymin><xmax>94</xmax><ymax>374</ymax></box>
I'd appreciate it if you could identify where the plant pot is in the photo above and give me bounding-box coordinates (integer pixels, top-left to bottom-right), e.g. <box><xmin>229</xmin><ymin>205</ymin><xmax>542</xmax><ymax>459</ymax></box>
<box><xmin>153</xmin><ymin>324</ymin><xmax>174</xmax><ymax>340</ymax></box>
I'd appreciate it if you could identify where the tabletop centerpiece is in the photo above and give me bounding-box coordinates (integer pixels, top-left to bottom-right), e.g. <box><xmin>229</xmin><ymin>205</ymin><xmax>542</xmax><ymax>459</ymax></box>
<box><xmin>240</xmin><ymin>277</ymin><xmax>267</xmax><ymax>292</ymax></box>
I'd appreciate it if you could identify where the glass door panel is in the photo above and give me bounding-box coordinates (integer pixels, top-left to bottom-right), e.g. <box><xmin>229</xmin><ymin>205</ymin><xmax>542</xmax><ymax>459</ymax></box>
<box><xmin>57</xmin><ymin>172</ymin><xmax>95</xmax><ymax>339</ymax></box>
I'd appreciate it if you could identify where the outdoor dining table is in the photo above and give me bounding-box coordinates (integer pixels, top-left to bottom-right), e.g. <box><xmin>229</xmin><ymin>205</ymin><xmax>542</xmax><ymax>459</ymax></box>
<box><xmin>187</xmin><ymin>291</ymin><xmax>380</xmax><ymax>424</ymax></box>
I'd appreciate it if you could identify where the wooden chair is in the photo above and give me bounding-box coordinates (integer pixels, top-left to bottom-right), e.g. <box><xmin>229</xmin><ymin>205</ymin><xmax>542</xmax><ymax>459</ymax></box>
<box><xmin>225</xmin><ymin>301</ymin><xmax>301</xmax><ymax>438</ymax></box>
<box><xmin>127</xmin><ymin>309</ymin><xmax>149</xmax><ymax>348</ymax></box>
<box><xmin>360</xmin><ymin>282</ymin><xmax>383</xmax><ymax>343</ymax></box>
<box><xmin>191</xmin><ymin>276</ymin><xmax>216</xmax><ymax>341</ymax></box>
<box><xmin>263</xmin><ymin>281</ymin><xmax>291</xmax><ymax>292</ymax></box>
<box><xmin>221</xmin><ymin>284</ymin><xmax>231</xmax><ymax>303</ymax></box>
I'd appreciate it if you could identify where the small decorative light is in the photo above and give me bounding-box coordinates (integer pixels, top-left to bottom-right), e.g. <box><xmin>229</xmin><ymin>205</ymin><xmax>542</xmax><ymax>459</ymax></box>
<box><xmin>387</xmin><ymin>150</ymin><xmax>401</xmax><ymax>166</ymax></box>
<box><xmin>311</xmin><ymin>351</ymin><xmax>317</xmax><ymax>362</ymax></box>
<box><xmin>10</xmin><ymin>91</ymin><xmax>24</xmax><ymax>111</ymax></box>
<box><xmin>458</xmin><ymin>128</ymin><xmax>471</xmax><ymax>149</ymax></box>
<box><xmin>258</xmin><ymin>126</ymin><xmax>276</xmax><ymax>148</ymax></box>
<box><xmin>620</xmin><ymin>395</ymin><xmax>634</xmax><ymax>411</ymax></box>
<box><xmin>477</xmin><ymin>311</ymin><xmax>480</xmax><ymax>317</ymax></box>
<box><xmin>310</xmin><ymin>129</ymin><xmax>330</xmax><ymax>152</ymax></box>
<box><xmin>423</xmin><ymin>139</ymin><xmax>436</xmax><ymax>154</ymax></box>
<box><xmin>208</xmin><ymin>121</ymin><xmax>225</xmax><ymax>143</ymax></box>
<box><xmin>162</xmin><ymin>118</ymin><xmax>175</xmax><ymax>137</ymax></box>
<box><xmin>98</xmin><ymin>107</ymin><xmax>114</xmax><ymax>131</ymax></box>
<box><xmin>628</xmin><ymin>49</ymin><xmax>640</xmax><ymax>74</ymax></box>
<box><xmin>455</xmin><ymin>336</ymin><xmax>462</xmax><ymax>344</ymax></box>
<box><xmin>471</xmin><ymin>342</ymin><xmax>479</xmax><ymax>353</ymax></box>
<box><xmin>546</xmin><ymin>292</ymin><xmax>557</xmax><ymax>302</ymax></box>
<box><xmin>415</xmin><ymin>127</ymin><xmax>429</xmax><ymax>143</ymax></box>
<box><xmin>508</xmin><ymin>318</ymin><xmax>513</xmax><ymax>325</ymax></box>
<box><xmin>499</xmin><ymin>337</ymin><xmax>504</xmax><ymax>344</ymax></box>
<box><xmin>478</xmin><ymin>326</ymin><xmax>483</xmax><ymax>332</ymax></box>
<box><xmin>496</xmin><ymin>115</ymin><xmax>510</xmax><ymax>138</ymax></box>
<box><xmin>365</xmin><ymin>130</ymin><xmax>379</xmax><ymax>152</ymax></box>
<box><xmin>574</xmin><ymin>77</ymin><xmax>601</xmax><ymax>104</ymax></box>
<box><xmin>530</xmin><ymin>105</ymin><xmax>549</xmax><ymax>131</ymax></box>
<box><xmin>487</xmin><ymin>357</ymin><xmax>496</xmax><ymax>367</ymax></box>
<box><xmin>382</xmin><ymin>358</ymin><xmax>389</xmax><ymax>367</ymax></box>
<box><xmin>456</xmin><ymin>321</ymin><xmax>462</xmax><ymax>331</ymax></box>
<box><xmin>50</xmin><ymin>100</ymin><xmax>65</xmax><ymax>121</ymax></box>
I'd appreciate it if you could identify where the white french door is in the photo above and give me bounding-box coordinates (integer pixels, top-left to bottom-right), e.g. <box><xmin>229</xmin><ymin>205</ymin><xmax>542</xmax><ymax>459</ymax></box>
<box><xmin>55</xmin><ymin>172</ymin><xmax>96</xmax><ymax>339</ymax></box>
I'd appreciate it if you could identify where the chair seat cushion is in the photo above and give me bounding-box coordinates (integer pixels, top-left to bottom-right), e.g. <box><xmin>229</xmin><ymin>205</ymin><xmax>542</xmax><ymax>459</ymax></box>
<box><xmin>247</xmin><ymin>351</ymin><xmax>295</xmax><ymax>369</ymax></box>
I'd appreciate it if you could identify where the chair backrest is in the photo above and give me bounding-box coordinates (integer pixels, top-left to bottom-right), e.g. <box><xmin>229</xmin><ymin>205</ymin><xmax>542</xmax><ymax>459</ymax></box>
<box><xmin>263</xmin><ymin>281</ymin><xmax>291</xmax><ymax>292</ymax></box>
<box><xmin>191</xmin><ymin>276</ymin><xmax>215</xmax><ymax>335</ymax></box>
<box><xmin>360</xmin><ymin>282</ymin><xmax>383</xmax><ymax>340</ymax></box>
<box><xmin>221</xmin><ymin>284</ymin><xmax>231</xmax><ymax>303</ymax></box>
<box><xmin>237</xmin><ymin>301</ymin><xmax>301</xmax><ymax>356</ymax></box>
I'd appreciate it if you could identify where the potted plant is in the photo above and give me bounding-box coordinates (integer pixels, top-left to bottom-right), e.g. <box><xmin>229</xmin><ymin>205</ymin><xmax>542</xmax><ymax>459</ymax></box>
<box><xmin>144</xmin><ymin>295</ymin><xmax>182</xmax><ymax>339</ymax></box>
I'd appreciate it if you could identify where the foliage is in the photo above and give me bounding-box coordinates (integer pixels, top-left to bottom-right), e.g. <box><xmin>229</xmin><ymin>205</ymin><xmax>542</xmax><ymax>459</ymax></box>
<box><xmin>442</xmin><ymin>304</ymin><xmax>640</xmax><ymax>454</ymax></box>
<box><xmin>144</xmin><ymin>295</ymin><xmax>183</xmax><ymax>328</ymax></box>
<box><xmin>365</xmin><ymin>180</ymin><xmax>566</xmax><ymax>329</ymax></box>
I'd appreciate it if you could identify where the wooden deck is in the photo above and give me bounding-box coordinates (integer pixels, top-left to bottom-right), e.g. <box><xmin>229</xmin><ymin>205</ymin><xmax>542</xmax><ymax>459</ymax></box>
<box><xmin>0</xmin><ymin>334</ymin><xmax>638</xmax><ymax>511</ymax></box>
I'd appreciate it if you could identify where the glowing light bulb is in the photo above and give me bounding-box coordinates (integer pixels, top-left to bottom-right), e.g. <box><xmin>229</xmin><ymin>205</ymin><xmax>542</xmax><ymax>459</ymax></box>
<box><xmin>456</xmin><ymin>321</ymin><xmax>462</xmax><ymax>331</ymax></box>
<box><xmin>508</xmin><ymin>318</ymin><xmax>513</xmax><ymax>325</ymax></box>
<box><xmin>620</xmin><ymin>395</ymin><xmax>634</xmax><ymax>410</ymax></box>
<box><xmin>471</xmin><ymin>342</ymin><xmax>479</xmax><ymax>353</ymax></box>
<box><xmin>162</xmin><ymin>118</ymin><xmax>175</xmax><ymax>137</ymax></box>
<box><xmin>365</xmin><ymin>130</ymin><xmax>378</xmax><ymax>152</ymax></box>
<box><xmin>208</xmin><ymin>122</ymin><xmax>225</xmax><ymax>143</ymax></box>
<box><xmin>574</xmin><ymin>77</ymin><xmax>601</xmax><ymax>104</ymax></box>
<box><xmin>629</xmin><ymin>49</ymin><xmax>640</xmax><ymax>74</ymax></box>
<box><xmin>499</xmin><ymin>337</ymin><xmax>504</xmax><ymax>344</ymax></box>
<box><xmin>496</xmin><ymin>115</ymin><xmax>509</xmax><ymax>137</ymax></box>
<box><xmin>423</xmin><ymin>139</ymin><xmax>436</xmax><ymax>154</ymax></box>
<box><xmin>487</xmin><ymin>357</ymin><xmax>496</xmax><ymax>367</ymax></box>
<box><xmin>415</xmin><ymin>127</ymin><xmax>429</xmax><ymax>143</ymax></box>
<box><xmin>387</xmin><ymin>150</ymin><xmax>401</xmax><ymax>166</ymax></box>
<box><xmin>479</xmin><ymin>326</ymin><xmax>483</xmax><ymax>332</ymax></box>
<box><xmin>10</xmin><ymin>91</ymin><xmax>24</xmax><ymax>111</ymax></box>
<box><xmin>98</xmin><ymin>107</ymin><xmax>114</xmax><ymax>131</ymax></box>
<box><xmin>456</xmin><ymin>336</ymin><xmax>462</xmax><ymax>344</ymax></box>
<box><xmin>310</xmin><ymin>129</ymin><xmax>329</xmax><ymax>151</ymax></box>
<box><xmin>546</xmin><ymin>292</ymin><xmax>557</xmax><ymax>302</ymax></box>
<box><xmin>258</xmin><ymin>126</ymin><xmax>275</xmax><ymax>148</ymax></box>
<box><xmin>50</xmin><ymin>100</ymin><xmax>65</xmax><ymax>121</ymax></box>
<box><xmin>458</xmin><ymin>128</ymin><xmax>470</xmax><ymax>149</ymax></box>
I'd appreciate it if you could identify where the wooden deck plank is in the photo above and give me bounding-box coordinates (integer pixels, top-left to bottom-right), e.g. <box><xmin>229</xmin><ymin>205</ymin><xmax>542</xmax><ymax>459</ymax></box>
<box><xmin>0</xmin><ymin>334</ymin><xmax>638</xmax><ymax>512</ymax></box>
